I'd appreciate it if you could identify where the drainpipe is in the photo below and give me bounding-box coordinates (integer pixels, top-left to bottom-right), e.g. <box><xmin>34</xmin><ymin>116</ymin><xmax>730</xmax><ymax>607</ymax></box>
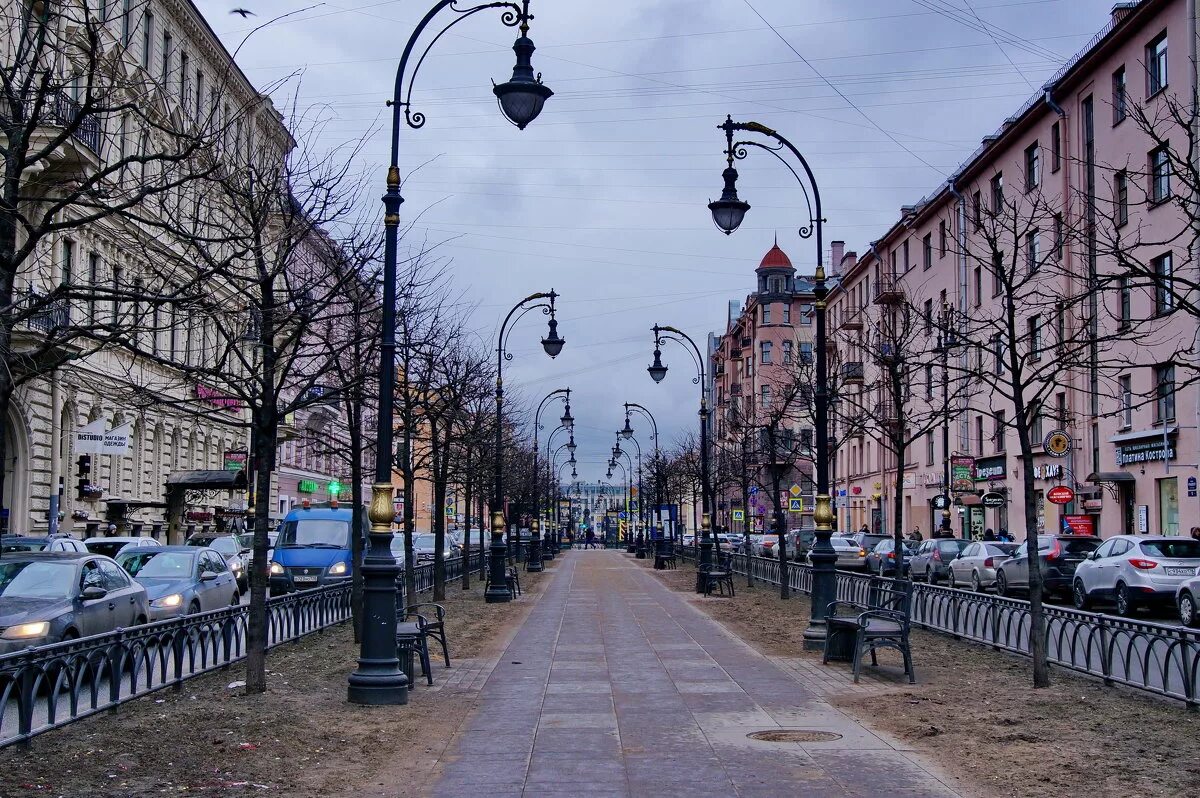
<box><xmin>947</xmin><ymin>181</ymin><xmax>968</xmax><ymax>460</ymax></box>
<box><xmin>1190</xmin><ymin>0</ymin><xmax>1200</xmax><ymax>513</ymax></box>
<box><xmin>49</xmin><ymin>373</ymin><xmax>62</xmax><ymax>536</ymax></box>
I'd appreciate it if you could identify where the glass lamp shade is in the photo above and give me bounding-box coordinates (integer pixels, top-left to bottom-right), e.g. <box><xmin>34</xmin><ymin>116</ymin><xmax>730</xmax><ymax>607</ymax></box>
<box><xmin>542</xmin><ymin>317</ymin><xmax>565</xmax><ymax>358</ymax></box>
<box><xmin>566</xmin><ymin>438</ymin><xmax>577</xmax><ymax>454</ymax></box>
<box><xmin>571</xmin><ymin>468</ymin><xmax>578</xmax><ymax>479</ymax></box>
<box><xmin>708</xmin><ymin>197</ymin><xmax>750</xmax><ymax>235</ymax></box>
<box><xmin>647</xmin><ymin>350</ymin><xmax>668</xmax><ymax>383</ymax></box>
<box><xmin>606</xmin><ymin>469</ymin><xmax>613</xmax><ymax>479</ymax></box>
<box><xmin>620</xmin><ymin>418</ymin><xmax>634</xmax><ymax>439</ymax></box>
<box><xmin>493</xmin><ymin>35</ymin><xmax>554</xmax><ymax>130</ymax></box>
<box><xmin>560</xmin><ymin>406</ymin><xmax>575</xmax><ymax>429</ymax></box>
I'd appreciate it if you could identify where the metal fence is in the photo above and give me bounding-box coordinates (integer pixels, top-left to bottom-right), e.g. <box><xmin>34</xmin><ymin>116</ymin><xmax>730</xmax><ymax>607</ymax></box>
<box><xmin>681</xmin><ymin>546</ymin><xmax>1200</xmax><ymax>708</ymax></box>
<box><xmin>0</xmin><ymin>555</ymin><xmax>474</xmax><ymax>748</ymax></box>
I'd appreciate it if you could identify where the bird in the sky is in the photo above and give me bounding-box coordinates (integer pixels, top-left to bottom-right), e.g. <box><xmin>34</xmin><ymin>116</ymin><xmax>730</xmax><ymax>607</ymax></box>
<box><xmin>230</xmin><ymin>8</ymin><xmax>255</xmax><ymax>17</ymax></box>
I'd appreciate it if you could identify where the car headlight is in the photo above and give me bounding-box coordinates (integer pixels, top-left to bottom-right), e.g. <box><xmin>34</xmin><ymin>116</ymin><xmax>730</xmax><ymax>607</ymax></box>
<box><xmin>2</xmin><ymin>621</ymin><xmax>50</xmax><ymax>640</ymax></box>
<box><xmin>151</xmin><ymin>594</ymin><xmax>183</xmax><ymax>609</ymax></box>
<box><xmin>328</xmin><ymin>561</ymin><xmax>347</xmax><ymax>576</ymax></box>
<box><xmin>269</xmin><ymin>562</ymin><xmax>285</xmax><ymax>575</ymax></box>
<box><xmin>228</xmin><ymin>556</ymin><xmax>243</xmax><ymax>572</ymax></box>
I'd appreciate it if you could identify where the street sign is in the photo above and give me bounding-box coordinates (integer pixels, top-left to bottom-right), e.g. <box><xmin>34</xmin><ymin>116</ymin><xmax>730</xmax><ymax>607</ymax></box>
<box><xmin>788</xmin><ymin>498</ymin><xmax>803</xmax><ymax>513</ymax></box>
<box><xmin>732</xmin><ymin>509</ymin><xmax>745</xmax><ymax>521</ymax></box>
<box><xmin>749</xmin><ymin>486</ymin><xmax>759</xmax><ymax>496</ymax></box>
<box><xmin>980</xmin><ymin>492</ymin><xmax>1005</xmax><ymax>508</ymax></box>
<box><xmin>1190</xmin><ymin>476</ymin><xmax>1198</xmax><ymax>498</ymax></box>
<box><xmin>618</xmin><ymin>511</ymin><xmax>627</xmax><ymax>520</ymax></box>
<box><xmin>951</xmin><ymin>456</ymin><xmax>975</xmax><ymax>492</ymax></box>
<box><xmin>1044</xmin><ymin>430</ymin><xmax>1072</xmax><ymax>457</ymax></box>
<box><xmin>1047</xmin><ymin>485</ymin><xmax>1075</xmax><ymax>505</ymax></box>
<box><xmin>789</xmin><ymin>484</ymin><xmax>802</xmax><ymax>497</ymax></box>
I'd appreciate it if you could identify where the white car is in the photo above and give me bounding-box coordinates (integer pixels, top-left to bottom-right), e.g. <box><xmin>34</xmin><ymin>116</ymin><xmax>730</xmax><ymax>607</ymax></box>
<box><xmin>1072</xmin><ymin>535</ymin><xmax>1200</xmax><ymax>616</ymax></box>
<box><xmin>1175</xmin><ymin>571</ymin><xmax>1200</xmax><ymax>627</ymax></box>
<box><xmin>947</xmin><ymin>540</ymin><xmax>1020</xmax><ymax>591</ymax></box>
<box><xmin>83</xmin><ymin>536</ymin><xmax>160</xmax><ymax>559</ymax></box>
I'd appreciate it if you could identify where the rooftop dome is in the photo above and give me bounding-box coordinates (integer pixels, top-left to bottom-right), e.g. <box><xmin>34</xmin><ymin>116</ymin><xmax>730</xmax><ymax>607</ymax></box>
<box><xmin>757</xmin><ymin>240</ymin><xmax>793</xmax><ymax>271</ymax></box>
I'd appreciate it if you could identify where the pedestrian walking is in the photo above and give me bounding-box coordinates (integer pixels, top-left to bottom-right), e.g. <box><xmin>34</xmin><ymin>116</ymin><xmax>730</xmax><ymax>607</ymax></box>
<box><xmin>997</xmin><ymin>528</ymin><xmax>1013</xmax><ymax>542</ymax></box>
<box><xmin>585</xmin><ymin>528</ymin><xmax>596</xmax><ymax>549</ymax></box>
<box><xmin>859</xmin><ymin>524</ymin><xmax>870</xmax><ymax>534</ymax></box>
<box><xmin>1190</xmin><ymin>526</ymin><xmax>1200</xmax><ymax>542</ymax></box>
<box><xmin>907</xmin><ymin>527</ymin><xmax>923</xmax><ymax>543</ymax></box>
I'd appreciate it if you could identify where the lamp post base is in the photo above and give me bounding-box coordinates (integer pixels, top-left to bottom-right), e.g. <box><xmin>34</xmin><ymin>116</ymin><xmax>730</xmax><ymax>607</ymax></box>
<box><xmin>695</xmin><ymin>539</ymin><xmax>714</xmax><ymax>593</ymax></box>
<box><xmin>486</xmin><ymin>531</ymin><xmax>512</xmax><ymax>603</ymax></box>
<box><xmin>801</xmin><ymin>621</ymin><xmax>828</xmax><ymax>651</ymax></box>
<box><xmin>527</xmin><ymin>534</ymin><xmax>544</xmax><ymax>572</ymax></box>
<box><xmin>347</xmin><ymin>668</ymin><xmax>410</xmax><ymax>705</ymax></box>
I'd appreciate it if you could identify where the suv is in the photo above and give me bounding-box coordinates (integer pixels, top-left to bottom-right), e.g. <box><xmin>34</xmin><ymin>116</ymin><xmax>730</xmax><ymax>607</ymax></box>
<box><xmin>1</xmin><ymin>535</ymin><xmax>88</xmax><ymax>554</ymax></box>
<box><xmin>848</xmin><ymin>532</ymin><xmax>890</xmax><ymax>562</ymax></box>
<box><xmin>995</xmin><ymin>535</ymin><xmax>1102</xmax><ymax>600</ymax></box>
<box><xmin>909</xmin><ymin>539</ymin><xmax>971</xmax><ymax>585</ymax></box>
<box><xmin>1072</xmin><ymin>535</ymin><xmax>1200</xmax><ymax>616</ymax></box>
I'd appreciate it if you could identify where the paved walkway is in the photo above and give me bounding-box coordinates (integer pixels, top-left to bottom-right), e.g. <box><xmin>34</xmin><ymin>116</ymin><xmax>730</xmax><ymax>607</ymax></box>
<box><xmin>430</xmin><ymin>550</ymin><xmax>962</xmax><ymax>797</ymax></box>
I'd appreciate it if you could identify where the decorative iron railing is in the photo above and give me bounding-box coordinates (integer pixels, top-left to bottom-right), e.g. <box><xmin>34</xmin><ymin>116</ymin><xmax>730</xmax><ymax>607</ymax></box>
<box><xmin>0</xmin><ymin>553</ymin><xmax>479</xmax><ymax>748</ymax></box>
<box><xmin>679</xmin><ymin>547</ymin><xmax>1200</xmax><ymax>707</ymax></box>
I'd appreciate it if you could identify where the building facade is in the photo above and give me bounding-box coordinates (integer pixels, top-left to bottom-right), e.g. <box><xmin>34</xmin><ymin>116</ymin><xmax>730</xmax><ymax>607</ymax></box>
<box><xmin>826</xmin><ymin>0</ymin><xmax>1196</xmax><ymax>540</ymax></box>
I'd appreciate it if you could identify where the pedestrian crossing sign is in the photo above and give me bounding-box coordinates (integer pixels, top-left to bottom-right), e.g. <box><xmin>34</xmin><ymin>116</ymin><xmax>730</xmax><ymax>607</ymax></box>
<box><xmin>732</xmin><ymin>509</ymin><xmax>745</xmax><ymax>521</ymax></box>
<box><xmin>788</xmin><ymin>498</ymin><xmax>804</xmax><ymax>512</ymax></box>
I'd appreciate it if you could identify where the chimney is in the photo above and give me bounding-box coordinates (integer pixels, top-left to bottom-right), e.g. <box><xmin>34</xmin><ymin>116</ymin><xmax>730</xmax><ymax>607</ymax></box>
<box><xmin>830</xmin><ymin>240</ymin><xmax>844</xmax><ymax>273</ymax></box>
<box><xmin>1111</xmin><ymin>2</ymin><xmax>1137</xmax><ymax>24</ymax></box>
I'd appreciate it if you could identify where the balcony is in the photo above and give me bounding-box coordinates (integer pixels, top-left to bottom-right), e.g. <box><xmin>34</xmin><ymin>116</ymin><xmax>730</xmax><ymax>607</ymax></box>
<box><xmin>9</xmin><ymin>291</ymin><xmax>80</xmax><ymax>370</ymax></box>
<box><xmin>841</xmin><ymin>361</ymin><xmax>865</xmax><ymax>383</ymax></box>
<box><xmin>874</xmin><ymin>338</ymin><xmax>902</xmax><ymax>365</ymax></box>
<box><xmin>873</xmin><ymin>274</ymin><xmax>904</xmax><ymax>304</ymax></box>
<box><xmin>39</xmin><ymin>90</ymin><xmax>102</xmax><ymax>153</ymax></box>
<box><xmin>874</xmin><ymin>401</ymin><xmax>902</xmax><ymax>430</ymax></box>
<box><xmin>10</xmin><ymin>90</ymin><xmax>103</xmax><ymax>176</ymax></box>
<box><xmin>730</xmin><ymin>383</ymin><xmax>743</xmax><ymax>397</ymax></box>
<box><xmin>841</xmin><ymin>309</ymin><xmax>863</xmax><ymax>330</ymax></box>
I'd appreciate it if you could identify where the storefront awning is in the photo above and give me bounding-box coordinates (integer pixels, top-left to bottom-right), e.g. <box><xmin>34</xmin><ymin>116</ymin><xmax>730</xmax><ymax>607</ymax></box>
<box><xmin>1086</xmin><ymin>471</ymin><xmax>1136</xmax><ymax>483</ymax></box>
<box><xmin>166</xmin><ymin>470</ymin><xmax>248</xmax><ymax>490</ymax></box>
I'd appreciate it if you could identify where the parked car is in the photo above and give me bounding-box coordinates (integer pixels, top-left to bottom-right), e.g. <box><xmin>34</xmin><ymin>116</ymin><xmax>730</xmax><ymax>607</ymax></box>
<box><xmin>1</xmin><ymin>535</ymin><xmax>88</xmax><ymax>554</ymax></box>
<box><xmin>1072</xmin><ymin>535</ymin><xmax>1200</xmax><ymax>616</ymax></box>
<box><xmin>0</xmin><ymin>552</ymin><xmax>149</xmax><ymax>654</ymax></box>
<box><xmin>117</xmin><ymin>546</ymin><xmax>239</xmax><ymax>620</ymax></box>
<box><xmin>1175</xmin><ymin>570</ymin><xmax>1200</xmax><ymax>627</ymax></box>
<box><xmin>848</xmin><ymin>532</ymin><xmax>890</xmax><ymax>559</ymax></box>
<box><xmin>185</xmin><ymin>533</ymin><xmax>250</xmax><ymax>591</ymax></box>
<box><xmin>755</xmin><ymin>534</ymin><xmax>778</xmax><ymax>558</ymax></box>
<box><xmin>909</xmin><ymin>539</ymin><xmax>971</xmax><ymax>584</ymax></box>
<box><xmin>787</xmin><ymin>528</ymin><xmax>816</xmax><ymax>560</ymax></box>
<box><xmin>808</xmin><ymin>535</ymin><xmax>870</xmax><ymax>570</ymax></box>
<box><xmin>865</xmin><ymin>538</ymin><xmax>915</xmax><ymax>576</ymax></box>
<box><xmin>947</xmin><ymin>541</ymin><xmax>1020</xmax><ymax>591</ymax></box>
<box><xmin>269</xmin><ymin>505</ymin><xmax>365</xmax><ymax>594</ymax></box>
<box><xmin>995</xmin><ymin>535</ymin><xmax>1102</xmax><ymax>600</ymax></box>
<box><xmin>83</xmin><ymin>536</ymin><xmax>159</xmax><ymax>559</ymax></box>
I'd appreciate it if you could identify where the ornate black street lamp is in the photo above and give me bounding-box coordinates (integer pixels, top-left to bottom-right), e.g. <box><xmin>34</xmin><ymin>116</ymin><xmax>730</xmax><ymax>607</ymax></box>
<box><xmin>623</xmin><ymin>403</ymin><xmax>663</xmax><ymax>552</ymax></box>
<box><xmin>648</xmin><ymin>324</ymin><xmax>713</xmax><ymax>591</ymax></box>
<box><xmin>531</xmin><ymin>388</ymin><xmax>570</xmax><ymax>568</ymax></box>
<box><xmin>933</xmin><ymin>303</ymin><xmax>960</xmax><ymax>537</ymax></box>
<box><xmin>489</xmin><ymin>291</ymin><xmax>564</xmax><ymax>603</ymax></box>
<box><xmin>708</xmin><ymin>115</ymin><xmax>833</xmax><ymax>650</ymax></box>
<box><xmin>350</xmin><ymin>0</ymin><xmax>553</xmax><ymax>706</ymax></box>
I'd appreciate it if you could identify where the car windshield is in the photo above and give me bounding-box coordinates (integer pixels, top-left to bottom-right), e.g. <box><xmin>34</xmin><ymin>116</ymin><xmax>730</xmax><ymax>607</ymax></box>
<box><xmin>1</xmin><ymin>539</ymin><xmax>48</xmax><ymax>552</ymax></box>
<box><xmin>986</xmin><ymin>543</ymin><xmax>1020</xmax><ymax>555</ymax></box>
<box><xmin>277</xmin><ymin>520</ymin><xmax>351</xmax><ymax>549</ymax></box>
<box><xmin>0</xmin><ymin>560</ymin><xmax>76</xmax><ymax>599</ymax></box>
<box><xmin>188</xmin><ymin>536</ymin><xmax>238</xmax><ymax>555</ymax></box>
<box><xmin>85</xmin><ymin>541</ymin><xmax>128</xmax><ymax>558</ymax></box>
<box><xmin>122</xmin><ymin>551</ymin><xmax>195</xmax><ymax>578</ymax></box>
<box><xmin>414</xmin><ymin>534</ymin><xmax>437</xmax><ymax>549</ymax></box>
<box><xmin>1061</xmin><ymin>538</ymin><xmax>1101</xmax><ymax>554</ymax></box>
<box><xmin>861</xmin><ymin>535</ymin><xmax>888</xmax><ymax>548</ymax></box>
<box><xmin>937</xmin><ymin>540</ymin><xmax>970</xmax><ymax>554</ymax></box>
<box><xmin>1139</xmin><ymin>540</ymin><xmax>1200</xmax><ymax>559</ymax></box>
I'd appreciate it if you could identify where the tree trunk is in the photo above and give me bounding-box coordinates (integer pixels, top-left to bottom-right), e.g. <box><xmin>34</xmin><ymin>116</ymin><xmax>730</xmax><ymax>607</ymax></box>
<box><xmin>347</xmin><ymin>402</ymin><xmax>364</xmax><ymax>643</ymax></box>
<box><xmin>893</xmin><ymin>458</ymin><xmax>907</xmax><ymax>579</ymax></box>
<box><xmin>1017</xmin><ymin>424</ymin><xmax>1051</xmax><ymax>687</ymax></box>
<box><xmin>245</xmin><ymin>412</ymin><xmax>277</xmax><ymax>694</ymax></box>
<box><xmin>771</xmin><ymin>463</ymin><xmax>789</xmax><ymax>600</ymax></box>
<box><xmin>431</xmin><ymin>419</ymin><xmax>446</xmax><ymax>602</ymax></box>
<box><xmin>462</xmin><ymin>452</ymin><xmax>473</xmax><ymax>590</ymax></box>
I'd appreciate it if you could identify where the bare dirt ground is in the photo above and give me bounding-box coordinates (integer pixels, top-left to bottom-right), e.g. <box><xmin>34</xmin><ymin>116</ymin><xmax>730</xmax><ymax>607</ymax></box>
<box><xmin>648</xmin><ymin>562</ymin><xmax>1200</xmax><ymax>798</ymax></box>
<box><xmin>0</xmin><ymin>563</ymin><xmax>552</xmax><ymax>798</ymax></box>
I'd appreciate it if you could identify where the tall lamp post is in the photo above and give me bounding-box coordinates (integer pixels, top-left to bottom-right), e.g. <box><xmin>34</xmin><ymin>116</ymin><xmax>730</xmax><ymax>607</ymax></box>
<box><xmin>532</xmin><ymin>388</ymin><xmax>571</xmax><ymax>568</ymax></box>
<box><xmin>706</xmin><ymin>115</ymin><xmax>833</xmax><ymax>650</ymax></box>
<box><xmin>648</xmin><ymin>324</ymin><xmax>712</xmax><ymax>591</ymax></box>
<box><xmin>934</xmin><ymin>303</ymin><xmax>958</xmax><ymax>537</ymax></box>
<box><xmin>622</xmin><ymin>402</ymin><xmax>662</xmax><ymax>553</ymax></box>
<box><xmin>547</xmin><ymin>428</ymin><xmax>575</xmax><ymax>555</ymax></box>
<box><xmin>543</xmin><ymin>419</ymin><xmax>574</xmax><ymax>555</ymax></box>
<box><xmin>489</xmin><ymin>292</ymin><xmax>565</xmax><ymax>603</ymax></box>
<box><xmin>606</xmin><ymin>457</ymin><xmax>629</xmax><ymax>547</ymax></box>
<box><xmin>615</xmin><ymin>433</ymin><xmax>644</xmax><ymax>557</ymax></box>
<box><xmin>350</xmin><ymin>0</ymin><xmax>553</xmax><ymax>705</ymax></box>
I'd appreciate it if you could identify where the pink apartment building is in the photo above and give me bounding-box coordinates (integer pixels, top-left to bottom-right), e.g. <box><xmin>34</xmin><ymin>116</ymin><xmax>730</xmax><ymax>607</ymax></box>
<box><xmin>825</xmin><ymin>0</ymin><xmax>1196</xmax><ymax>540</ymax></box>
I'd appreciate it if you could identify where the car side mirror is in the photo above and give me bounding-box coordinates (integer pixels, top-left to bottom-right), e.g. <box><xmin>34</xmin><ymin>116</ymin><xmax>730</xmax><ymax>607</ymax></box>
<box><xmin>200</xmin><ymin>571</ymin><xmax>219</xmax><ymax>582</ymax></box>
<box><xmin>81</xmin><ymin>585</ymin><xmax>107</xmax><ymax>601</ymax></box>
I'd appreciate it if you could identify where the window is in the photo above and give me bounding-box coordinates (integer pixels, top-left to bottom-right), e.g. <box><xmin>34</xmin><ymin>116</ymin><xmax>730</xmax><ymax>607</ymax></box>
<box><xmin>761</xmin><ymin>304</ymin><xmax>771</xmax><ymax>324</ymax></box>
<box><xmin>60</xmin><ymin>239</ymin><xmax>74</xmax><ymax>286</ymax></box>
<box><xmin>926</xmin><ymin>432</ymin><xmax>934</xmax><ymax>465</ymax></box>
<box><xmin>161</xmin><ymin>30</ymin><xmax>172</xmax><ymax>82</ymax></box>
<box><xmin>992</xmin><ymin>250</ymin><xmax>1003</xmax><ymax>296</ymax></box>
<box><xmin>1053</xmin><ymin>213</ymin><xmax>1064</xmax><ymax>258</ymax></box>
<box><xmin>180</xmin><ymin>51</ymin><xmax>190</xmax><ymax>104</ymax></box>
<box><xmin>782</xmin><ymin>304</ymin><xmax>790</xmax><ymax>324</ymax></box>
<box><xmin>1119</xmin><ymin>375</ymin><xmax>1132</xmax><ymax>428</ymax></box>
<box><xmin>1118</xmin><ymin>275</ymin><xmax>1131</xmax><ymax>329</ymax></box>
<box><xmin>1025</xmin><ymin>230</ymin><xmax>1040</xmax><ymax>274</ymax></box>
<box><xmin>1028</xmin><ymin>314</ymin><xmax>1042</xmax><ymax>360</ymax></box>
<box><xmin>992</xmin><ymin>334</ymin><xmax>1005</xmax><ymax>375</ymax></box>
<box><xmin>1112</xmin><ymin>65</ymin><xmax>1127</xmax><ymax>123</ymax></box>
<box><xmin>972</xmin><ymin>191</ymin><xmax>982</xmax><ymax>229</ymax></box>
<box><xmin>1147</xmin><ymin>32</ymin><xmax>1168</xmax><ymax>95</ymax></box>
<box><xmin>922</xmin><ymin>233</ymin><xmax>932</xmax><ymax>270</ymax></box>
<box><xmin>1051</xmin><ymin>121</ymin><xmax>1061</xmax><ymax>171</ymax></box>
<box><xmin>925</xmin><ymin>364</ymin><xmax>934</xmax><ymax>400</ymax></box>
<box><xmin>121</xmin><ymin>0</ymin><xmax>131</xmax><ymax>44</ymax></box>
<box><xmin>782</xmin><ymin>340</ymin><xmax>793</xmax><ymax>365</ymax></box>
<box><xmin>800</xmin><ymin>303</ymin><xmax>812</xmax><ymax>325</ymax></box>
<box><xmin>195</xmin><ymin>70</ymin><xmax>204</xmax><ymax>119</ymax></box>
<box><xmin>1153</xmin><ymin>253</ymin><xmax>1173</xmax><ymax>314</ymax></box>
<box><xmin>141</xmin><ymin>12</ymin><xmax>153</xmax><ymax>68</ymax></box>
<box><xmin>1115</xmin><ymin>171</ymin><xmax>1128</xmax><ymax>226</ymax></box>
<box><xmin>761</xmin><ymin>385</ymin><xmax>771</xmax><ymax>407</ymax></box>
<box><xmin>975</xmin><ymin>416</ymin><xmax>985</xmax><ymax>455</ymax></box>
<box><xmin>1150</xmin><ymin>146</ymin><xmax>1170</xmax><ymax>203</ymax></box>
<box><xmin>923</xmin><ymin>299</ymin><xmax>933</xmax><ymax>334</ymax></box>
<box><xmin>1056</xmin><ymin>391</ymin><xmax>1067</xmax><ymax>426</ymax></box>
<box><xmin>903</xmin><ymin>239</ymin><xmax>910</xmax><ymax>272</ymax></box>
<box><xmin>1024</xmin><ymin>142</ymin><xmax>1040</xmax><ymax>191</ymax></box>
<box><xmin>1155</xmin><ymin>364</ymin><xmax>1176</xmax><ymax>423</ymax></box>
<box><xmin>760</xmin><ymin>341</ymin><xmax>772</xmax><ymax>364</ymax></box>
<box><xmin>938</xmin><ymin>220</ymin><xmax>947</xmax><ymax>257</ymax></box>
<box><xmin>132</xmin><ymin>277</ymin><xmax>144</xmax><ymax>347</ymax></box>
<box><xmin>111</xmin><ymin>265</ymin><xmax>122</xmax><ymax>324</ymax></box>
<box><xmin>87</xmin><ymin>252</ymin><xmax>100</xmax><ymax>324</ymax></box>
<box><xmin>973</xmin><ymin>266</ymin><xmax>982</xmax><ymax>307</ymax></box>
<box><xmin>993</xmin><ymin>411</ymin><xmax>1006</xmax><ymax>452</ymax></box>
<box><xmin>799</xmin><ymin>341</ymin><xmax>814</xmax><ymax>364</ymax></box>
<box><xmin>1055</xmin><ymin>303</ymin><xmax>1066</xmax><ymax>348</ymax></box>
<box><xmin>990</xmin><ymin>173</ymin><xmax>1004</xmax><ymax>213</ymax></box>
<box><xmin>799</xmin><ymin>428</ymin><xmax>813</xmax><ymax>452</ymax></box>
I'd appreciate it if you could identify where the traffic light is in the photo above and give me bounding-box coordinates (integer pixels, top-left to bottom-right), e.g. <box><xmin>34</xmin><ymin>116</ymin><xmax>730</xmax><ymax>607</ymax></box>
<box><xmin>328</xmin><ymin>480</ymin><xmax>342</xmax><ymax>498</ymax></box>
<box><xmin>75</xmin><ymin>455</ymin><xmax>92</xmax><ymax>500</ymax></box>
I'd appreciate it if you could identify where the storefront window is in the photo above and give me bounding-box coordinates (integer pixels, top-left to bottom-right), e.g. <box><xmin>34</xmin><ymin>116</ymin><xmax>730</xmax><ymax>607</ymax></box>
<box><xmin>1034</xmin><ymin>489</ymin><xmax>1045</xmax><ymax>532</ymax></box>
<box><xmin>1158</xmin><ymin>477</ymin><xmax>1179</xmax><ymax>536</ymax></box>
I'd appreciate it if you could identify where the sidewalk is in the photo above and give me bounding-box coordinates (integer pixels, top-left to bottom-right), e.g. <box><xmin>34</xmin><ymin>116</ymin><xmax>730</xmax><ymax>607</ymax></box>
<box><xmin>429</xmin><ymin>550</ymin><xmax>963</xmax><ymax>797</ymax></box>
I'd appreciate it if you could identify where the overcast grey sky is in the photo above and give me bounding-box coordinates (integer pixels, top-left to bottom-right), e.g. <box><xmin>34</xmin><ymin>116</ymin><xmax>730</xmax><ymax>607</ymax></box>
<box><xmin>201</xmin><ymin>0</ymin><xmax>1114</xmax><ymax>483</ymax></box>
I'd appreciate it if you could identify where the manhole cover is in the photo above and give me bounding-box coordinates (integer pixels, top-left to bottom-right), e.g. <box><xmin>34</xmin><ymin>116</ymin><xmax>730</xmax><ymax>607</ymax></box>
<box><xmin>747</xmin><ymin>729</ymin><xmax>843</xmax><ymax>743</ymax></box>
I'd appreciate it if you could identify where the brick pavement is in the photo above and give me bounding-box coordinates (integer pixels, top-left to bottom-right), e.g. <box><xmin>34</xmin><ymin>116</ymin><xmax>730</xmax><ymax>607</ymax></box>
<box><xmin>429</xmin><ymin>550</ymin><xmax>964</xmax><ymax>797</ymax></box>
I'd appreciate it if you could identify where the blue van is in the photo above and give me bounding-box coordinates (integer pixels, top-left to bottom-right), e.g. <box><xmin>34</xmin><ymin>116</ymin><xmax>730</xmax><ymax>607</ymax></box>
<box><xmin>268</xmin><ymin>504</ymin><xmax>366</xmax><ymax>593</ymax></box>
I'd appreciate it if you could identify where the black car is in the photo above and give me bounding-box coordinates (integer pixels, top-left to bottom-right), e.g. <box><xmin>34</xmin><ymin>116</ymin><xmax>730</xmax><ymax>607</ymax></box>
<box><xmin>996</xmin><ymin>535</ymin><xmax>1102</xmax><ymax>599</ymax></box>
<box><xmin>865</xmin><ymin>538</ymin><xmax>916</xmax><ymax>576</ymax></box>
<box><xmin>0</xmin><ymin>552</ymin><xmax>150</xmax><ymax>655</ymax></box>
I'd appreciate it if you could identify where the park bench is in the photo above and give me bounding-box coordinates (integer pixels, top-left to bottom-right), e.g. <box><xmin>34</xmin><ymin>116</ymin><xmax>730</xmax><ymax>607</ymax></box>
<box><xmin>395</xmin><ymin>601</ymin><xmax>452</xmax><ymax>688</ymax></box>
<box><xmin>654</xmin><ymin>541</ymin><xmax>677</xmax><ymax>570</ymax></box>
<box><xmin>822</xmin><ymin>576</ymin><xmax>915</xmax><ymax>684</ymax></box>
<box><xmin>485</xmin><ymin>564</ymin><xmax>521</xmax><ymax>600</ymax></box>
<box><xmin>698</xmin><ymin>551</ymin><xmax>735</xmax><ymax>597</ymax></box>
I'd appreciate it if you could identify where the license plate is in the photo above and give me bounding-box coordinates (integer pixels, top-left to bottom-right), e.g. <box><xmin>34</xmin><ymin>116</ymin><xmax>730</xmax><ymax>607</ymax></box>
<box><xmin>294</xmin><ymin>576</ymin><xmax>318</xmax><ymax>583</ymax></box>
<box><xmin>1165</xmin><ymin>567</ymin><xmax>1195</xmax><ymax>576</ymax></box>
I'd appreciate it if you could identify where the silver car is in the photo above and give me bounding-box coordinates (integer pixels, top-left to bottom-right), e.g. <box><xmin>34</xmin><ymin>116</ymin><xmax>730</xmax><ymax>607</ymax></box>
<box><xmin>947</xmin><ymin>541</ymin><xmax>1020</xmax><ymax>591</ymax></box>
<box><xmin>117</xmin><ymin>546</ymin><xmax>240</xmax><ymax>620</ymax></box>
<box><xmin>807</xmin><ymin>535</ymin><xmax>869</xmax><ymax>570</ymax></box>
<box><xmin>1175</xmin><ymin>571</ymin><xmax>1200</xmax><ymax>627</ymax></box>
<box><xmin>1072</xmin><ymin>535</ymin><xmax>1200</xmax><ymax>616</ymax></box>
